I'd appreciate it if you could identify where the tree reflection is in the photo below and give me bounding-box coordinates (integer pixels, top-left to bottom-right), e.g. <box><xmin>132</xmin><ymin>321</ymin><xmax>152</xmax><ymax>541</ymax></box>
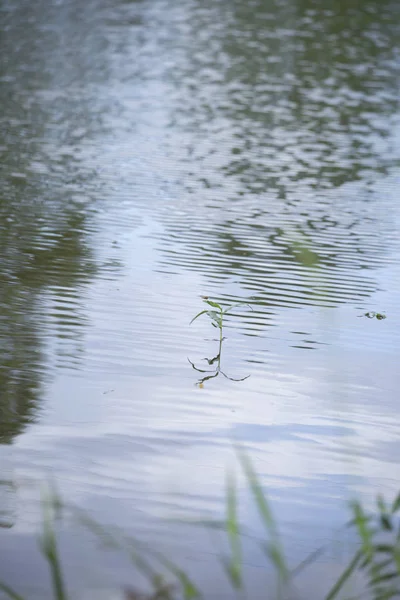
<box><xmin>155</xmin><ymin>0</ymin><xmax>400</xmax><ymax>313</ymax></box>
<box><xmin>0</xmin><ymin>2</ymin><xmax>99</xmax><ymax>443</ymax></box>
<box><xmin>0</xmin><ymin>203</ymin><xmax>97</xmax><ymax>444</ymax></box>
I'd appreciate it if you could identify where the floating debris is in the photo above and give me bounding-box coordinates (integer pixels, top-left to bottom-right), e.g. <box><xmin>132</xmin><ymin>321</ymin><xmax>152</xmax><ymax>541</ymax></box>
<box><xmin>361</xmin><ymin>312</ymin><xmax>387</xmax><ymax>320</ymax></box>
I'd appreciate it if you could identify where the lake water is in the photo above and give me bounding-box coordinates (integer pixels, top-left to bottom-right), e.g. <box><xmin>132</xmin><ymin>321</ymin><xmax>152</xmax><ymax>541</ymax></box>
<box><xmin>1</xmin><ymin>0</ymin><xmax>400</xmax><ymax>597</ymax></box>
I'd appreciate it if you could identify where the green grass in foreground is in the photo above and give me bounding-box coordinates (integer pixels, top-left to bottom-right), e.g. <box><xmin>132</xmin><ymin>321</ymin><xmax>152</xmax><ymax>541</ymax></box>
<box><xmin>1</xmin><ymin>450</ymin><xmax>400</xmax><ymax>600</ymax></box>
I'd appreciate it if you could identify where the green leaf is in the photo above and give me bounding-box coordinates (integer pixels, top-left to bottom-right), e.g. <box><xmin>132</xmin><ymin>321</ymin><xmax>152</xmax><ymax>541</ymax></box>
<box><xmin>324</xmin><ymin>550</ymin><xmax>362</xmax><ymax>600</ymax></box>
<box><xmin>150</xmin><ymin>557</ymin><xmax>200</xmax><ymax>599</ymax></box>
<box><xmin>223</xmin><ymin>303</ymin><xmax>253</xmax><ymax>315</ymax></box>
<box><xmin>207</xmin><ymin>310</ymin><xmax>221</xmax><ymax>326</ymax></box>
<box><xmin>378</xmin><ymin>495</ymin><xmax>388</xmax><ymax>516</ymax></box>
<box><xmin>237</xmin><ymin>449</ymin><xmax>276</xmax><ymax>534</ymax></box>
<box><xmin>222</xmin><ymin>560</ymin><xmax>242</xmax><ymax>590</ymax></box>
<box><xmin>351</xmin><ymin>501</ymin><xmax>374</xmax><ymax>560</ymax></box>
<box><xmin>391</xmin><ymin>493</ymin><xmax>400</xmax><ymax>514</ymax></box>
<box><xmin>374</xmin><ymin>545</ymin><xmax>395</xmax><ymax>554</ymax></box>
<box><xmin>190</xmin><ymin>310</ymin><xmax>209</xmax><ymax>325</ymax></box>
<box><xmin>369</xmin><ymin>571</ymin><xmax>399</xmax><ymax>587</ymax></box>
<box><xmin>224</xmin><ymin>471</ymin><xmax>242</xmax><ymax>590</ymax></box>
<box><xmin>0</xmin><ymin>582</ymin><xmax>25</xmax><ymax>600</ymax></box>
<box><xmin>237</xmin><ymin>447</ymin><xmax>288</xmax><ymax>581</ymax></box>
<box><xmin>360</xmin><ymin>553</ymin><xmax>373</xmax><ymax>569</ymax></box>
<box><xmin>373</xmin><ymin>587</ymin><xmax>398</xmax><ymax>600</ymax></box>
<box><xmin>204</xmin><ymin>300</ymin><xmax>222</xmax><ymax>310</ymax></box>
<box><xmin>264</xmin><ymin>541</ymin><xmax>288</xmax><ymax>581</ymax></box>
<box><xmin>158</xmin><ymin>565</ymin><xmax>200</xmax><ymax>599</ymax></box>
<box><xmin>380</xmin><ymin>514</ymin><xmax>393</xmax><ymax>532</ymax></box>
<box><xmin>291</xmin><ymin>543</ymin><xmax>327</xmax><ymax>578</ymax></box>
<box><xmin>76</xmin><ymin>510</ymin><xmax>157</xmax><ymax>583</ymax></box>
<box><xmin>371</xmin><ymin>558</ymin><xmax>394</xmax><ymax>574</ymax></box>
<box><xmin>76</xmin><ymin>506</ymin><xmax>199</xmax><ymax>598</ymax></box>
<box><xmin>39</xmin><ymin>492</ymin><xmax>68</xmax><ymax>600</ymax></box>
<box><xmin>393</xmin><ymin>547</ymin><xmax>400</xmax><ymax>574</ymax></box>
<box><xmin>177</xmin><ymin>573</ymin><xmax>199</xmax><ymax>600</ymax></box>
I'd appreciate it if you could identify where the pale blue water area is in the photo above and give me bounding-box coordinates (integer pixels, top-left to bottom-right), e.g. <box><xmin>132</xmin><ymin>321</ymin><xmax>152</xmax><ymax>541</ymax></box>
<box><xmin>1</xmin><ymin>0</ymin><xmax>400</xmax><ymax>597</ymax></box>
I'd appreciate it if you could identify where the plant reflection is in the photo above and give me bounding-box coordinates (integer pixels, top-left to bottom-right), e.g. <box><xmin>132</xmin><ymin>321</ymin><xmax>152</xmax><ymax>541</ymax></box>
<box><xmin>188</xmin><ymin>336</ymin><xmax>250</xmax><ymax>387</ymax></box>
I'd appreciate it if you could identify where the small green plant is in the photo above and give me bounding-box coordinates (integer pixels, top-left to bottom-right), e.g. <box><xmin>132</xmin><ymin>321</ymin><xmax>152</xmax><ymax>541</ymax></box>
<box><xmin>321</xmin><ymin>492</ymin><xmax>400</xmax><ymax>600</ymax></box>
<box><xmin>347</xmin><ymin>493</ymin><xmax>400</xmax><ymax>600</ymax></box>
<box><xmin>189</xmin><ymin>297</ymin><xmax>251</xmax><ymax>386</ymax></box>
<box><xmin>190</xmin><ymin>297</ymin><xmax>251</xmax><ymax>343</ymax></box>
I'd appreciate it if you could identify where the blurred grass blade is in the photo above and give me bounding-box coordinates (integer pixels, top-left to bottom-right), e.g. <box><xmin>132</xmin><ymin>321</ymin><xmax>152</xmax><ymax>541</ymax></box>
<box><xmin>378</xmin><ymin>495</ymin><xmax>388</xmax><ymax>515</ymax></box>
<box><xmin>237</xmin><ymin>449</ymin><xmax>275</xmax><ymax>534</ymax></box>
<box><xmin>380</xmin><ymin>515</ymin><xmax>393</xmax><ymax>532</ymax></box>
<box><xmin>391</xmin><ymin>494</ymin><xmax>400</xmax><ymax>514</ymax></box>
<box><xmin>39</xmin><ymin>492</ymin><xmax>68</xmax><ymax>600</ymax></box>
<box><xmin>118</xmin><ymin>525</ymin><xmax>201</xmax><ymax>598</ymax></box>
<box><xmin>377</xmin><ymin>495</ymin><xmax>393</xmax><ymax>531</ymax></box>
<box><xmin>150</xmin><ymin>555</ymin><xmax>200</xmax><ymax>600</ymax></box>
<box><xmin>76</xmin><ymin>510</ymin><xmax>158</xmax><ymax>584</ymax></box>
<box><xmin>167</xmin><ymin>570</ymin><xmax>198</xmax><ymax>600</ymax></box>
<box><xmin>373</xmin><ymin>545</ymin><xmax>395</xmax><ymax>555</ymax></box>
<box><xmin>351</xmin><ymin>501</ymin><xmax>373</xmax><ymax>561</ymax></box>
<box><xmin>222</xmin><ymin>560</ymin><xmax>241</xmax><ymax>591</ymax></box>
<box><xmin>0</xmin><ymin>582</ymin><xmax>25</xmax><ymax>600</ymax></box>
<box><xmin>291</xmin><ymin>542</ymin><xmax>327</xmax><ymax>578</ymax></box>
<box><xmin>126</xmin><ymin>546</ymin><xmax>165</xmax><ymax>589</ymax></box>
<box><xmin>394</xmin><ymin>547</ymin><xmax>400</xmax><ymax>574</ymax></box>
<box><xmin>373</xmin><ymin>558</ymin><xmax>396</xmax><ymax>573</ymax></box>
<box><xmin>75</xmin><ymin>511</ymin><xmax>121</xmax><ymax>551</ymax></box>
<box><xmin>81</xmin><ymin>508</ymin><xmax>199</xmax><ymax>598</ymax></box>
<box><xmin>47</xmin><ymin>480</ymin><xmax>63</xmax><ymax>521</ymax></box>
<box><xmin>324</xmin><ymin>550</ymin><xmax>362</xmax><ymax>600</ymax></box>
<box><xmin>369</xmin><ymin>571</ymin><xmax>399</xmax><ymax>587</ymax></box>
<box><xmin>265</xmin><ymin>541</ymin><xmax>288</xmax><ymax>581</ymax></box>
<box><xmin>237</xmin><ymin>447</ymin><xmax>288</xmax><ymax>581</ymax></box>
<box><xmin>224</xmin><ymin>470</ymin><xmax>242</xmax><ymax>590</ymax></box>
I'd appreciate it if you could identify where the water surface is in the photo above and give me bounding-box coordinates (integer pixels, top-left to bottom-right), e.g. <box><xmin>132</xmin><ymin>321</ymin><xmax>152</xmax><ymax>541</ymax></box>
<box><xmin>1</xmin><ymin>0</ymin><xmax>400</xmax><ymax>597</ymax></box>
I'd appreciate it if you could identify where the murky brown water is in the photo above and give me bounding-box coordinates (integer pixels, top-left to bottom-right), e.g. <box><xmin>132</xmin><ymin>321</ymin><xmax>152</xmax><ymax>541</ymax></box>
<box><xmin>1</xmin><ymin>0</ymin><xmax>400</xmax><ymax>597</ymax></box>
